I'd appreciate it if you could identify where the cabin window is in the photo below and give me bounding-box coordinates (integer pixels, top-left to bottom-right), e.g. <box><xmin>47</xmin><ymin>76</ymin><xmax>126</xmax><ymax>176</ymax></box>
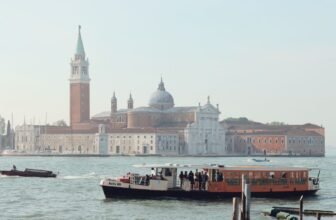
<box><xmin>269</xmin><ymin>172</ymin><xmax>275</xmax><ymax>179</ymax></box>
<box><xmin>281</xmin><ymin>172</ymin><xmax>287</xmax><ymax>178</ymax></box>
<box><xmin>164</xmin><ymin>169</ymin><xmax>172</xmax><ymax>176</ymax></box>
<box><xmin>249</xmin><ymin>172</ymin><xmax>253</xmax><ymax>178</ymax></box>
<box><xmin>254</xmin><ymin>172</ymin><xmax>261</xmax><ymax>178</ymax></box>
<box><xmin>303</xmin><ymin>172</ymin><xmax>307</xmax><ymax>178</ymax></box>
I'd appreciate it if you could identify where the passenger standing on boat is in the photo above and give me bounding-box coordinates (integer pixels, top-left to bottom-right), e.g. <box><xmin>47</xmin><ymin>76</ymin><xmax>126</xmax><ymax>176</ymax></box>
<box><xmin>179</xmin><ymin>171</ymin><xmax>184</xmax><ymax>187</ymax></box>
<box><xmin>215</xmin><ymin>170</ymin><xmax>219</xmax><ymax>181</ymax></box>
<box><xmin>198</xmin><ymin>171</ymin><xmax>203</xmax><ymax>190</ymax></box>
<box><xmin>12</xmin><ymin>165</ymin><xmax>16</xmax><ymax>171</ymax></box>
<box><xmin>202</xmin><ymin>172</ymin><xmax>208</xmax><ymax>190</ymax></box>
<box><xmin>218</xmin><ymin>172</ymin><xmax>223</xmax><ymax>181</ymax></box>
<box><xmin>145</xmin><ymin>175</ymin><xmax>150</xmax><ymax>185</ymax></box>
<box><xmin>159</xmin><ymin>171</ymin><xmax>164</xmax><ymax>180</ymax></box>
<box><xmin>188</xmin><ymin>171</ymin><xmax>195</xmax><ymax>190</ymax></box>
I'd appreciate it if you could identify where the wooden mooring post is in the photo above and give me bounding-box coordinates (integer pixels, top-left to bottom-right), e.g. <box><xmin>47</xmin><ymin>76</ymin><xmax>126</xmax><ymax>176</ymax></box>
<box><xmin>299</xmin><ymin>195</ymin><xmax>303</xmax><ymax>220</ymax></box>
<box><xmin>232</xmin><ymin>197</ymin><xmax>239</xmax><ymax>220</ymax></box>
<box><xmin>239</xmin><ymin>175</ymin><xmax>250</xmax><ymax>220</ymax></box>
<box><xmin>240</xmin><ymin>175</ymin><xmax>246</xmax><ymax>220</ymax></box>
<box><xmin>316</xmin><ymin>212</ymin><xmax>321</xmax><ymax>220</ymax></box>
<box><xmin>244</xmin><ymin>183</ymin><xmax>251</xmax><ymax>220</ymax></box>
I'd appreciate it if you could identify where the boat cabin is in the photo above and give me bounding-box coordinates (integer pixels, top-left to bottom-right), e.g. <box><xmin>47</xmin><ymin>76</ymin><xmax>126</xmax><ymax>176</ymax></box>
<box><xmin>105</xmin><ymin>163</ymin><xmax>320</xmax><ymax>193</ymax></box>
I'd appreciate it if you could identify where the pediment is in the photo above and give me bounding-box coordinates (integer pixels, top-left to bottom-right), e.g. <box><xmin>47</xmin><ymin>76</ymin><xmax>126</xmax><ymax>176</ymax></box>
<box><xmin>201</xmin><ymin>104</ymin><xmax>219</xmax><ymax>114</ymax></box>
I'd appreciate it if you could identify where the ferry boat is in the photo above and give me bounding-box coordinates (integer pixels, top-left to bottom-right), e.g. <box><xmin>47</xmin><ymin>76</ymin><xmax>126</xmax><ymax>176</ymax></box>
<box><xmin>100</xmin><ymin>164</ymin><xmax>320</xmax><ymax>199</ymax></box>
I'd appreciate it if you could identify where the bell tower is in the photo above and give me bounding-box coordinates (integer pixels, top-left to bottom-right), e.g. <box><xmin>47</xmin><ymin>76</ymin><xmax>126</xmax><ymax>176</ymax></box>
<box><xmin>111</xmin><ymin>92</ymin><xmax>117</xmax><ymax>114</ymax></box>
<box><xmin>127</xmin><ymin>93</ymin><xmax>133</xmax><ymax>109</ymax></box>
<box><xmin>70</xmin><ymin>25</ymin><xmax>90</xmax><ymax>127</ymax></box>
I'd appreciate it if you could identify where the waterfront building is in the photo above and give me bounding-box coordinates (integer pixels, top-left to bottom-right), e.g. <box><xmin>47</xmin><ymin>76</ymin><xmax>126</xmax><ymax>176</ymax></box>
<box><xmin>15</xmin><ymin>123</ymin><xmax>179</xmax><ymax>155</ymax></box>
<box><xmin>92</xmin><ymin>80</ymin><xmax>226</xmax><ymax>155</ymax></box>
<box><xmin>14</xmin><ymin>26</ymin><xmax>223</xmax><ymax>155</ymax></box>
<box><xmin>223</xmin><ymin>118</ymin><xmax>325</xmax><ymax>156</ymax></box>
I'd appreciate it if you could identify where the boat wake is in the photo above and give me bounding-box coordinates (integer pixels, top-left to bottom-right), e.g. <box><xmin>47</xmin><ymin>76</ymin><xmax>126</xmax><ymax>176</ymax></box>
<box><xmin>0</xmin><ymin>174</ymin><xmax>19</xmax><ymax>178</ymax></box>
<box><xmin>61</xmin><ymin>172</ymin><xmax>98</xmax><ymax>180</ymax></box>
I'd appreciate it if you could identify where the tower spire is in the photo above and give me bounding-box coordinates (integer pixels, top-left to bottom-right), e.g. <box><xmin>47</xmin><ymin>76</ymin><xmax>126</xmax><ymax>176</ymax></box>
<box><xmin>76</xmin><ymin>25</ymin><xmax>85</xmax><ymax>57</ymax></box>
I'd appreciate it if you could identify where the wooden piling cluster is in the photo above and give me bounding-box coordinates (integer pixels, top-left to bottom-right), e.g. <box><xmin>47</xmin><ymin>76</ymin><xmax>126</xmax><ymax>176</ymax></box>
<box><xmin>266</xmin><ymin>196</ymin><xmax>335</xmax><ymax>219</ymax></box>
<box><xmin>232</xmin><ymin>175</ymin><xmax>250</xmax><ymax>220</ymax></box>
<box><xmin>232</xmin><ymin>177</ymin><xmax>335</xmax><ymax>220</ymax></box>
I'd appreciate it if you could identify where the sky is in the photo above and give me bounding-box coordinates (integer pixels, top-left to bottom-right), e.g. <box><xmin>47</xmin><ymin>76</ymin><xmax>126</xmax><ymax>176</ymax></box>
<box><xmin>0</xmin><ymin>1</ymin><xmax>335</xmax><ymax>147</ymax></box>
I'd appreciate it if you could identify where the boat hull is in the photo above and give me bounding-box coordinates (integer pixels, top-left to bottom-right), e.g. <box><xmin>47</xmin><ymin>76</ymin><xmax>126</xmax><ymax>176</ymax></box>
<box><xmin>0</xmin><ymin>170</ymin><xmax>56</xmax><ymax>178</ymax></box>
<box><xmin>101</xmin><ymin>185</ymin><xmax>318</xmax><ymax>200</ymax></box>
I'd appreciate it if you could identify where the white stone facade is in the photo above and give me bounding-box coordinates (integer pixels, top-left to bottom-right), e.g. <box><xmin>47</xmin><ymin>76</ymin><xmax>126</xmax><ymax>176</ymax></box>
<box><xmin>106</xmin><ymin>132</ymin><xmax>179</xmax><ymax>155</ymax></box>
<box><xmin>15</xmin><ymin>124</ymin><xmax>179</xmax><ymax>155</ymax></box>
<box><xmin>184</xmin><ymin>100</ymin><xmax>226</xmax><ymax>155</ymax></box>
<box><xmin>15</xmin><ymin>125</ymin><xmax>40</xmax><ymax>153</ymax></box>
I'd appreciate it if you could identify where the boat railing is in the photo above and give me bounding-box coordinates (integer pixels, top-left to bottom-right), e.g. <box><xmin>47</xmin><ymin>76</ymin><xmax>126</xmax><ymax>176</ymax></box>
<box><xmin>224</xmin><ymin>177</ymin><xmax>308</xmax><ymax>186</ymax></box>
<box><xmin>180</xmin><ymin>179</ymin><xmax>208</xmax><ymax>191</ymax></box>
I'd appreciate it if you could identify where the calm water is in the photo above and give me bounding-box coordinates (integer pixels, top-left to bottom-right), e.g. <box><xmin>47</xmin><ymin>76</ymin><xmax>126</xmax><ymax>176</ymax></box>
<box><xmin>0</xmin><ymin>156</ymin><xmax>335</xmax><ymax>220</ymax></box>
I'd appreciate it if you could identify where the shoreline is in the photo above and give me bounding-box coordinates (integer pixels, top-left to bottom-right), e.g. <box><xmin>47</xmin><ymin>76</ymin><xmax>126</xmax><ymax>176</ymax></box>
<box><xmin>0</xmin><ymin>153</ymin><xmax>325</xmax><ymax>157</ymax></box>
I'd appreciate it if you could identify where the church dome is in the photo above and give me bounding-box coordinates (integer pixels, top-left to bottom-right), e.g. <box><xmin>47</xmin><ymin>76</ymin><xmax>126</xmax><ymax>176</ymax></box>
<box><xmin>149</xmin><ymin>79</ymin><xmax>174</xmax><ymax>110</ymax></box>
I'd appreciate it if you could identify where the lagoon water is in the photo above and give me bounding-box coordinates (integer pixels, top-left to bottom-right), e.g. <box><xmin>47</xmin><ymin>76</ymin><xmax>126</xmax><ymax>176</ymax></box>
<box><xmin>0</xmin><ymin>156</ymin><xmax>335</xmax><ymax>220</ymax></box>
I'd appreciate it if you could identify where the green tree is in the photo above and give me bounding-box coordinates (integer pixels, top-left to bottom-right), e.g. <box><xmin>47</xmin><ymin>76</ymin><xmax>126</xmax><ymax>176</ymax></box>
<box><xmin>53</xmin><ymin>120</ymin><xmax>67</xmax><ymax>127</ymax></box>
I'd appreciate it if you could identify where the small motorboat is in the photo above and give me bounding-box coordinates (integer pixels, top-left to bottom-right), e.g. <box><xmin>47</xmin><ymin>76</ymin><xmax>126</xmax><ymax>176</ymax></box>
<box><xmin>0</xmin><ymin>168</ymin><xmax>57</xmax><ymax>178</ymax></box>
<box><xmin>251</xmin><ymin>158</ymin><xmax>270</xmax><ymax>162</ymax></box>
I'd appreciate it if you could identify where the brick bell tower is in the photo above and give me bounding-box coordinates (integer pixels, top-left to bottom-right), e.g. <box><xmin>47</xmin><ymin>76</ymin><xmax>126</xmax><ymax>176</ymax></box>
<box><xmin>70</xmin><ymin>25</ymin><xmax>90</xmax><ymax>127</ymax></box>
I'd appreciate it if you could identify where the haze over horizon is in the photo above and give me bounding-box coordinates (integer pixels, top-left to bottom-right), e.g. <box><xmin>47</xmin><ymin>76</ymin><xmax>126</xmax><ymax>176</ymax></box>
<box><xmin>1</xmin><ymin>1</ymin><xmax>335</xmax><ymax>147</ymax></box>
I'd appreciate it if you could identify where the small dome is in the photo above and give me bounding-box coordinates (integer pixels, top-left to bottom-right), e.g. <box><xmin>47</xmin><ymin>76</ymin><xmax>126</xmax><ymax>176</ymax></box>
<box><xmin>149</xmin><ymin>79</ymin><xmax>174</xmax><ymax>110</ymax></box>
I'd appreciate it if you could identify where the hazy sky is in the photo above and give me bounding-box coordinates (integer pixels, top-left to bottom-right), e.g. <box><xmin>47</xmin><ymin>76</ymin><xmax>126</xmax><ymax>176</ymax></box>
<box><xmin>1</xmin><ymin>1</ymin><xmax>335</xmax><ymax>147</ymax></box>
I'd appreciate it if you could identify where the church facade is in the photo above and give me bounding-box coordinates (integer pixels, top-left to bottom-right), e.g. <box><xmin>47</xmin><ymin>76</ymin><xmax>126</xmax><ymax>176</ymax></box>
<box><xmin>15</xmin><ymin>26</ymin><xmax>227</xmax><ymax>156</ymax></box>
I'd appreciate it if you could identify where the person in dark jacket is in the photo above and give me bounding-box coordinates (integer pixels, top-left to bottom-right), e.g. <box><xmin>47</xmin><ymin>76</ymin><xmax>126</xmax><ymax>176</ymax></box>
<box><xmin>179</xmin><ymin>171</ymin><xmax>184</xmax><ymax>187</ymax></box>
<box><xmin>188</xmin><ymin>171</ymin><xmax>195</xmax><ymax>190</ymax></box>
<box><xmin>198</xmin><ymin>171</ymin><xmax>203</xmax><ymax>190</ymax></box>
<box><xmin>184</xmin><ymin>171</ymin><xmax>188</xmax><ymax>178</ymax></box>
<box><xmin>202</xmin><ymin>171</ymin><xmax>208</xmax><ymax>190</ymax></box>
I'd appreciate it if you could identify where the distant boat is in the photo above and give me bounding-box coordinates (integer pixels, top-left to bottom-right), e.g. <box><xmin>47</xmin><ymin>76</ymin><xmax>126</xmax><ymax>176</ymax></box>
<box><xmin>251</xmin><ymin>158</ymin><xmax>270</xmax><ymax>162</ymax></box>
<box><xmin>0</xmin><ymin>168</ymin><xmax>57</xmax><ymax>178</ymax></box>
